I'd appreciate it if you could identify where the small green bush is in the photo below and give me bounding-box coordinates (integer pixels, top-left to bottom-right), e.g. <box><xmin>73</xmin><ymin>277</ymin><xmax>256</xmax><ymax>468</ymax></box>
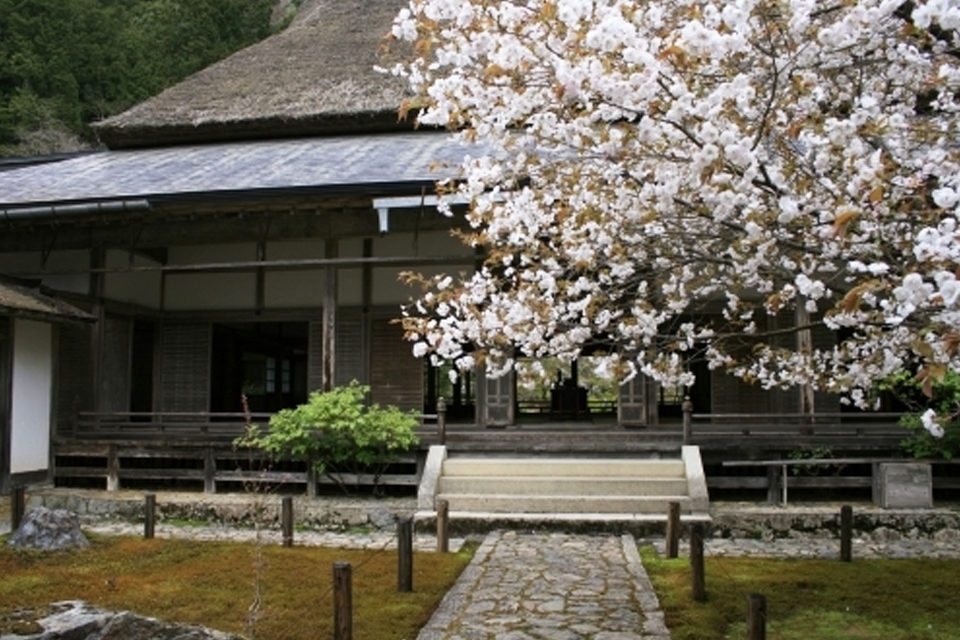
<box><xmin>236</xmin><ymin>382</ymin><xmax>419</xmax><ymax>493</ymax></box>
<box><xmin>881</xmin><ymin>371</ymin><xmax>960</xmax><ymax>460</ymax></box>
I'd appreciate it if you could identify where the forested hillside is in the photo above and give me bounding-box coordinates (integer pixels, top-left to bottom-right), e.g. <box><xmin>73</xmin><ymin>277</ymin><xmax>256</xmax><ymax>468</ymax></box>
<box><xmin>0</xmin><ymin>0</ymin><xmax>282</xmax><ymax>156</ymax></box>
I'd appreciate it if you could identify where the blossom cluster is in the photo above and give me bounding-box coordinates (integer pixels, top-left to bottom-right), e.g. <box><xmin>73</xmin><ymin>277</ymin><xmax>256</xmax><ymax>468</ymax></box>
<box><xmin>388</xmin><ymin>0</ymin><xmax>960</xmax><ymax>422</ymax></box>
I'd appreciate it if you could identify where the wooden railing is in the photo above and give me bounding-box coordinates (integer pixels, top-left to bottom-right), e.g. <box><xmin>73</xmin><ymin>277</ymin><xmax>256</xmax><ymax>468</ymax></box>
<box><xmin>681</xmin><ymin>400</ymin><xmax>906</xmax><ymax>448</ymax></box>
<box><xmin>66</xmin><ymin>408</ymin><xmax>447</xmax><ymax>444</ymax></box>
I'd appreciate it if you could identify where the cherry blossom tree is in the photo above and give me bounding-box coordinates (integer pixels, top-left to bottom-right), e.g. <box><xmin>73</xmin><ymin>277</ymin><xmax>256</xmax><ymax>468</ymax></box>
<box><xmin>387</xmin><ymin>0</ymin><xmax>960</xmax><ymax>432</ymax></box>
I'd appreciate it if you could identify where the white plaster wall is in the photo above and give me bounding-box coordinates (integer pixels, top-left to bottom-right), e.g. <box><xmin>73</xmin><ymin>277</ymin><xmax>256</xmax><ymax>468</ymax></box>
<box><xmin>373</xmin><ymin>230</ymin><xmax>470</xmax><ymax>257</ymax></box>
<box><xmin>10</xmin><ymin>319</ymin><xmax>52</xmax><ymax>474</ymax></box>
<box><xmin>264</xmin><ymin>240</ymin><xmax>325</xmax><ymax>308</ymax></box>
<box><xmin>339</xmin><ymin>269</ymin><xmax>362</xmax><ymax>305</ymax></box>
<box><xmin>104</xmin><ymin>250</ymin><xmax>162</xmax><ymax>308</ymax></box>
<box><xmin>0</xmin><ymin>250</ymin><xmax>89</xmax><ymax>295</ymax></box>
<box><xmin>372</xmin><ymin>266</ymin><xmax>420</xmax><ymax>306</ymax></box>
<box><xmin>165</xmin><ymin>243</ymin><xmax>257</xmax><ymax>310</ymax></box>
<box><xmin>372</xmin><ymin>265</ymin><xmax>474</xmax><ymax>305</ymax></box>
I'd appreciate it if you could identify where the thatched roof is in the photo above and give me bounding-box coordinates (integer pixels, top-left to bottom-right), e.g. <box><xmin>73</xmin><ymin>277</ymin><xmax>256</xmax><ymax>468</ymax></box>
<box><xmin>94</xmin><ymin>0</ymin><xmax>413</xmax><ymax>149</ymax></box>
<box><xmin>0</xmin><ymin>279</ymin><xmax>94</xmax><ymax>324</ymax></box>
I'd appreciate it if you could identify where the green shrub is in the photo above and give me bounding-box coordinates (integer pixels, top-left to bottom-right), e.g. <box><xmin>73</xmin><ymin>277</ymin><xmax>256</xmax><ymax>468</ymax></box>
<box><xmin>882</xmin><ymin>371</ymin><xmax>960</xmax><ymax>460</ymax></box>
<box><xmin>236</xmin><ymin>382</ymin><xmax>419</xmax><ymax>493</ymax></box>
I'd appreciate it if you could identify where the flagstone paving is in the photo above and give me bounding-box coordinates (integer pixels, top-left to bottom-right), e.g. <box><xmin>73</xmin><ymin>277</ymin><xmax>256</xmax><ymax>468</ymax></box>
<box><xmin>417</xmin><ymin>531</ymin><xmax>670</xmax><ymax>640</ymax></box>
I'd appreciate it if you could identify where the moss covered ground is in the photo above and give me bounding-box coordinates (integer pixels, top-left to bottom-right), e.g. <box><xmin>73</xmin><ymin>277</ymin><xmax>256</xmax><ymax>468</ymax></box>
<box><xmin>642</xmin><ymin>546</ymin><xmax>960</xmax><ymax>640</ymax></box>
<box><xmin>0</xmin><ymin>534</ymin><xmax>473</xmax><ymax>639</ymax></box>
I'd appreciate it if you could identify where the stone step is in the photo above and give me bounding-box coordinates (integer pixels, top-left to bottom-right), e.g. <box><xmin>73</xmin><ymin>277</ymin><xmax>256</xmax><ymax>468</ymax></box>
<box><xmin>414</xmin><ymin>510</ymin><xmax>712</xmax><ymax>536</ymax></box>
<box><xmin>441</xmin><ymin>458</ymin><xmax>685</xmax><ymax>478</ymax></box>
<box><xmin>436</xmin><ymin>493</ymin><xmax>692</xmax><ymax>514</ymax></box>
<box><xmin>438</xmin><ymin>475</ymin><xmax>689</xmax><ymax>496</ymax></box>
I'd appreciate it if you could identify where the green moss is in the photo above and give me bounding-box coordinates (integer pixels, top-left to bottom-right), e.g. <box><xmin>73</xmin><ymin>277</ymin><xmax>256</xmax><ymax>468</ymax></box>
<box><xmin>640</xmin><ymin>546</ymin><xmax>960</xmax><ymax>640</ymax></box>
<box><xmin>0</xmin><ymin>536</ymin><xmax>473</xmax><ymax>640</ymax></box>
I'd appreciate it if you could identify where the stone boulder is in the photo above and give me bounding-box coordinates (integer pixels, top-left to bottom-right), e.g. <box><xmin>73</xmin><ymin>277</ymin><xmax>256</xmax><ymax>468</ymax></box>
<box><xmin>8</xmin><ymin>507</ymin><xmax>89</xmax><ymax>551</ymax></box>
<box><xmin>2</xmin><ymin>601</ymin><xmax>242</xmax><ymax>639</ymax></box>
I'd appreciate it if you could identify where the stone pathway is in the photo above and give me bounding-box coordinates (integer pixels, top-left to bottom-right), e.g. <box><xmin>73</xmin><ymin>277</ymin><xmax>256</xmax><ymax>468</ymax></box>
<box><xmin>418</xmin><ymin>531</ymin><xmax>670</xmax><ymax>640</ymax></box>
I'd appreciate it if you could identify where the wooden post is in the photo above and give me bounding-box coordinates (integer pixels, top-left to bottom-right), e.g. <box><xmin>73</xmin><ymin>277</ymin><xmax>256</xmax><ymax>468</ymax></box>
<box><xmin>106</xmin><ymin>444</ymin><xmax>119</xmax><ymax>492</ymax></box>
<box><xmin>306</xmin><ymin>466</ymin><xmax>318</xmax><ymax>499</ymax></box>
<box><xmin>840</xmin><ymin>504</ymin><xmax>853</xmax><ymax>562</ymax></box>
<box><xmin>766</xmin><ymin>466</ymin><xmax>779</xmax><ymax>505</ymax></box>
<box><xmin>690</xmin><ymin>523</ymin><xmax>706</xmax><ymax>602</ymax></box>
<box><xmin>282</xmin><ymin>496</ymin><xmax>294</xmax><ymax>548</ymax></box>
<box><xmin>144</xmin><ymin>493</ymin><xmax>156</xmax><ymax>539</ymax></box>
<box><xmin>203</xmin><ymin>449</ymin><xmax>216</xmax><ymax>494</ymax></box>
<box><xmin>681</xmin><ymin>396</ymin><xmax>693</xmax><ymax>444</ymax></box>
<box><xmin>666</xmin><ymin>501</ymin><xmax>681</xmax><ymax>559</ymax></box>
<box><xmin>333</xmin><ymin>561</ymin><xmax>353</xmax><ymax>640</ymax></box>
<box><xmin>397</xmin><ymin>515</ymin><xmax>413</xmax><ymax>592</ymax></box>
<box><xmin>747</xmin><ymin>593</ymin><xmax>767</xmax><ymax>640</ymax></box>
<box><xmin>436</xmin><ymin>499</ymin><xmax>449</xmax><ymax>553</ymax></box>
<box><xmin>11</xmin><ymin>486</ymin><xmax>25</xmax><ymax>531</ymax></box>
<box><xmin>436</xmin><ymin>396</ymin><xmax>447</xmax><ymax>445</ymax></box>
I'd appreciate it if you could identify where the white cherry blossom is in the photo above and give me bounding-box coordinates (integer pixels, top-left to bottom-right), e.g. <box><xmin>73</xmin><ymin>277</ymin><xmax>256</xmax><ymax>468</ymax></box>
<box><xmin>388</xmin><ymin>0</ymin><xmax>960</xmax><ymax>412</ymax></box>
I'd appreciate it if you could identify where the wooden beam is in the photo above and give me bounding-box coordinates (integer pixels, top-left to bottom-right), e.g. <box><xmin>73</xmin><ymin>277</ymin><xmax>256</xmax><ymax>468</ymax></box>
<box><xmin>0</xmin><ymin>207</ymin><xmax>469</xmax><ymax>252</ymax></box>
<box><xmin>8</xmin><ymin>254</ymin><xmax>477</xmax><ymax>278</ymax></box>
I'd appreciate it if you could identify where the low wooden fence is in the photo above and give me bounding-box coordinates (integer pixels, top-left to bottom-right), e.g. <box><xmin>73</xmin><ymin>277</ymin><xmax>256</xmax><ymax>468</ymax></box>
<box><xmin>53</xmin><ymin>441</ymin><xmax>423</xmax><ymax>494</ymax></box>
<box><xmin>54</xmin><ymin>409</ymin><xmax>445</xmax><ymax>493</ymax></box>
<box><xmin>684</xmin><ymin>409</ymin><xmax>907</xmax><ymax>451</ymax></box>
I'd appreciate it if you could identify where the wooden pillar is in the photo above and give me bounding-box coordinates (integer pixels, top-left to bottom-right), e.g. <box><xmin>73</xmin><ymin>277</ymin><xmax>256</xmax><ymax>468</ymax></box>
<box><xmin>840</xmin><ymin>505</ymin><xmax>853</xmax><ymax>562</ymax></box>
<box><xmin>397</xmin><ymin>516</ymin><xmax>413</xmax><ymax>592</ymax></box>
<box><xmin>255</xmin><ymin>240</ymin><xmax>266</xmax><ymax>315</ymax></box>
<box><xmin>436</xmin><ymin>498</ymin><xmax>449</xmax><ymax>553</ymax></box>
<box><xmin>682</xmin><ymin>396</ymin><xmax>693</xmax><ymax>444</ymax></box>
<box><xmin>322</xmin><ymin>239</ymin><xmax>338</xmax><ymax>392</ymax></box>
<box><xmin>690</xmin><ymin>523</ymin><xmax>706</xmax><ymax>602</ymax></box>
<box><xmin>747</xmin><ymin>593</ymin><xmax>767</xmax><ymax>640</ymax></box>
<box><xmin>11</xmin><ymin>486</ymin><xmax>25</xmax><ymax>531</ymax></box>
<box><xmin>282</xmin><ymin>496</ymin><xmax>294</xmax><ymax>548</ymax></box>
<box><xmin>796</xmin><ymin>302</ymin><xmax>815</xmax><ymax>421</ymax></box>
<box><xmin>106</xmin><ymin>444</ymin><xmax>119</xmax><ymax>492</ymax></box>
<box><xmin>666</xmin><ymin>501</ymin><xmax>681</xmax><ymax>559</ymax></box>
<box><xmin>333</xmin><ymin>562</ymin><xmax>353</xmax><ymax>640</ymax></box>
<box><xmin>436</xmin><ymin>397</ymin><xmax>447</xmax><ymax>445</ymax></box>
<box><xmin>144</xmin><ymin>493</ymin><xmax>156</xmax><ymax>539</ymax></box>
<box><xmin>360</xmin><ymin>238</ymin><xmax>373</xmax><ymax>387</ymax></box>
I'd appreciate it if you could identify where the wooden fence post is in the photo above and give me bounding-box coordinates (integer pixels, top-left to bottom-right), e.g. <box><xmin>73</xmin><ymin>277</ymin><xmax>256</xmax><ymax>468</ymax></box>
<box><xmin>840</xmin><ymin>504</ymin><xmax>853</xmax><ymax>562</ymax></box>
<box><xmin>333</xmin><ymin>561</ymin><xmax>353</xmax><ymax>640</ymax></box>
<box><xmin>397</xmin><ymin>515</ymin><xmax>413</xmax><ymax>592</ymax></box>
<box><xmin>144</xmin><ymin>493</ymin><xmax>156</xmax><ymax>539</ymax></box>
<box><xmin>11</xmin><ymin>486</ymin><xmax>25</xmax><ymax>531</ymax></box>
<box><xmin>106</xmin><ymin>444</ymin><xmax>119</xmax><ymax>492</ymax></box>
<box><xmin>282</xmin><ymin>496</ymin><xmax>294</xmax><ymax>548</ymax></box>
<box><xmin>203</xmin><ymin>449</ymin><xmax>216</xmax><ymax>494</ymax></box>
<box><xmin>666</xmin><ymin>501</ymin><xmax>681</xmax><ymax>559</ymax></box>
<box><xmin>747</xmin><ymin>593</ymin><xmax>767</xmax><ymax>640</ymax></box>
<box><xmin>690</xmin><ymin>523</ymin><xmax>706</xmax><ymax>602</ymax></box>
<box><xmin>436</xmin><ymin>397</ymin><xmax>447</xmax><ymax>445</ymax></box>
<box><xmin>436</xmin><ymin>499</ymin><xmax>449</xmax><ymax>553</ymax></box>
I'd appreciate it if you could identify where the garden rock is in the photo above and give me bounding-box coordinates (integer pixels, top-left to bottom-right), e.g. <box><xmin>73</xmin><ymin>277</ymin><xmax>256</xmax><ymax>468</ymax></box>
<box><xmin>1</xmin><ymin>600</ymin><xmax>241</xmax><ymax>639</ymax></box>
<box><xmin>8</xmin><ymin>508</ymin><xmax>89</xmax><ymax>551</ymax></box>
<box><xmin>369</xmin><ymin>507</ymin><xmax>396</xmax><ymax>530</ymax></box>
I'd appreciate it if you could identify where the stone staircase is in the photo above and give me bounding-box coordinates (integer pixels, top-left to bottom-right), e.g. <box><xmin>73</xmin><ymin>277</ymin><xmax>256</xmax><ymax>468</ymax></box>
<box><xmin>416</xmin><ymin>446</ymin><xmax>710</xmax><ymax>531</ymax></box>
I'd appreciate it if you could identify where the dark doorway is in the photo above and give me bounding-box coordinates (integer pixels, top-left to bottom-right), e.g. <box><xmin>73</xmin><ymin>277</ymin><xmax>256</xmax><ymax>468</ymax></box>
<box><xmin>130</xmin><ymin>320</ymin><xmax>155</xmax><ymax>415</ymax></box>
<box><xmin>210</xmin><ymin>322</ymin><xmax>308</xmax><ymax>413</ymax></box>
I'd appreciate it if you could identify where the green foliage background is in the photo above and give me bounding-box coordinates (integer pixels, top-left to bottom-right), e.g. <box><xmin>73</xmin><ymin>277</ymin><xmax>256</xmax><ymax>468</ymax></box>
<box><xmin>0</xmin><ymin>0</ymin><xmax>277</xmax><ymax>155</ymax></box>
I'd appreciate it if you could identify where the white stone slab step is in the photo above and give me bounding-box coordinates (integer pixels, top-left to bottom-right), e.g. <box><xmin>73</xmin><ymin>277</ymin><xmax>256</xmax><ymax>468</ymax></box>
<box><xmin>437</xmin><ymin>493</ymin><xmax>693</xmax><ymax>514</ymax></box>
<box><xmin>414</xmin><ymin>510</ymin><xmax>712</xmax><ymax>524</ymax></box>
<box><xmin>442</xmin><ymin>458</ymin><xmax>685</xmax><ymax>478</ymax></box>
<box><xmin>438</xmin><ymin>475</ymin><xmax>689</xmax><ymax>496</ymax></box>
